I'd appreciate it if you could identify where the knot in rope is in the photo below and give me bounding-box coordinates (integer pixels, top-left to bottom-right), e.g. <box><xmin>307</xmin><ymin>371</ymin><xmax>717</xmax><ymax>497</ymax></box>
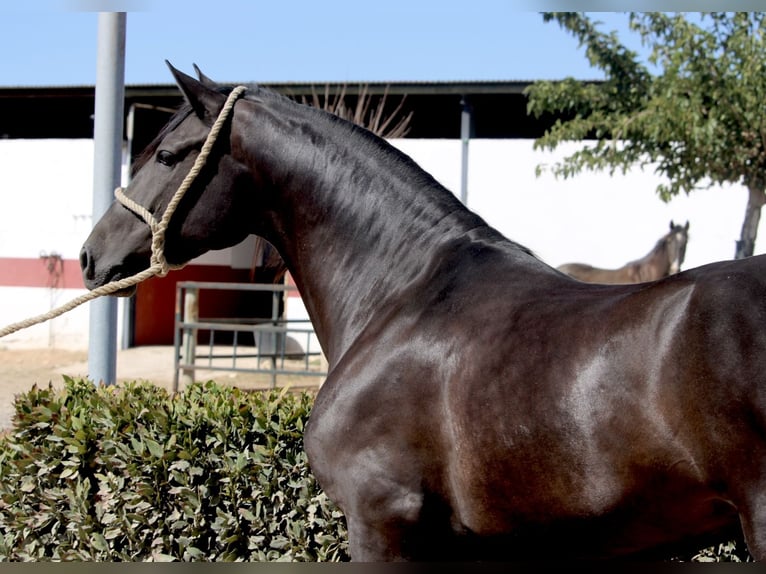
<box><xmin>0</xmin><ymin>85</ymin><xmax>248</xmax><ymax>339</ymax></box>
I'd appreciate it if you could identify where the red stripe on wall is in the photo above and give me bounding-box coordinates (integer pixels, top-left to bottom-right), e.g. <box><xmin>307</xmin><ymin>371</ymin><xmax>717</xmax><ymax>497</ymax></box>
<box><xmin>0</xmin><ymin>257</ymin><xmax>85</xmax><ymax>289</ymax></box>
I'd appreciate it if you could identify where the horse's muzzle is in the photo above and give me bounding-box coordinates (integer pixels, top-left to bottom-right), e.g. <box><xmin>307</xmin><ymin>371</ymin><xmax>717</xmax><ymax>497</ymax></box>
<box><xmin>79</xmin><ymin>245</ymin><xmax>137</xmax><ymax>297</ymax></box>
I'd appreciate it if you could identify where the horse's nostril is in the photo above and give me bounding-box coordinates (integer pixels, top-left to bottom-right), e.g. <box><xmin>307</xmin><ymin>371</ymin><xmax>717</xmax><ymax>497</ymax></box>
<box><xmin>80</xmin><ymin>247</ymin><xmax>92</xmax><ymax>279</ymax></box>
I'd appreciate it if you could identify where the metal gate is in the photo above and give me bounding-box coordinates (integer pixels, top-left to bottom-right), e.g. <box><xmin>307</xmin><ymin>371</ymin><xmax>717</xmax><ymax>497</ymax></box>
<box><xmin>173</xmin><ymin>281</ymin><xmax>326</xmax><ymax>391</ymax></box>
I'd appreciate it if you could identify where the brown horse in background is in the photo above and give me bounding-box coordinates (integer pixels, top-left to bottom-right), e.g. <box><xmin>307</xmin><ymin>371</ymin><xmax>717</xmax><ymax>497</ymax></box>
<box><xmin>558</xmin><ymin>220</ymin><xmax>689</xmax><ymax>284</ymax></box>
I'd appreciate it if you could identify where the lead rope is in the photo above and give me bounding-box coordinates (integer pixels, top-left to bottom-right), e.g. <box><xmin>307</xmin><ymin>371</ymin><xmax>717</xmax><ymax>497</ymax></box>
<box><xmin>0</xmin><ymin>85</ymin><xmax>248</xmax><ymax>339</ymax></box>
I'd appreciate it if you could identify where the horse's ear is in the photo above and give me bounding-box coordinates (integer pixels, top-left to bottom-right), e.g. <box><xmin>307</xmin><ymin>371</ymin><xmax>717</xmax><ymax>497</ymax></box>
<box><xmin>670</xmin><ymin>220</ymin><xmax>675</xmax><ymax>230</ymax></box>
<box><xmin>166</xmin><ymin>61</ymin><xmax>225</xmax><ymax>124</ymax></box>
<box><xmin>685</xmin><ymin>220</ymin><xmax>690</xmax><ymax>231</ymax></box>
<box><xmin>192</xmin><ymin>63</ymin><xmax>219</xmax><ymax>89</ymax></box>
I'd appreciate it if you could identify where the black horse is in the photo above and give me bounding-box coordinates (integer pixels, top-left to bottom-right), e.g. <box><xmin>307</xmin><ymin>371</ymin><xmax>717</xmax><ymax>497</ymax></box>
<box><xmin>80</xmin><ymin>64</ymin><xmax>766</xmax><ymax>561</ymax></box>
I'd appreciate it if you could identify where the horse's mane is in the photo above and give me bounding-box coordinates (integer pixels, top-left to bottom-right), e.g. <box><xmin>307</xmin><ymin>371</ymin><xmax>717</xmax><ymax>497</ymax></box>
<box><xmin>131</xmin><ymin>83</ymin><xmax>538</xmax><ymax>261</ymax></box>
<box><xmin>253</xmin><ymin>85</ymin><xmax>541</xmax><ymax>260</ymax></box>
<box><xmin>133</xmin><ymin>83</ymin><xmax>454</xmax><ymax>197</ymax></box>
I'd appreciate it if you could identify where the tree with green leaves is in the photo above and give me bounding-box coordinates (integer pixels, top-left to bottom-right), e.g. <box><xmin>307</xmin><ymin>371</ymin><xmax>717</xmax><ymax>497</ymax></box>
<box><xmin>525</xmin><ymin>12</ymin><xmax>766</xmax><ymax>259</ymax></box>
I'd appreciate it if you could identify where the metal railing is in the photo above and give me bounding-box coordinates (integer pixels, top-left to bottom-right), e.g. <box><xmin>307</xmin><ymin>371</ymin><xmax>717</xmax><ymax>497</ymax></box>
<box><xmin>173</xmin><ymin>281</ymin><xmax>326</xmax><ymax>392</ymax></box>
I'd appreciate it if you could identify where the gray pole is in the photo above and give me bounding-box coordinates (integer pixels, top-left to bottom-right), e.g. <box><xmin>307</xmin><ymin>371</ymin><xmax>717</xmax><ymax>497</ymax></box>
<box><xmin>88</xmin><ymin>12</ymin><xmax>126</xmax><ymax>385</ymax></box>
<box><xmin>460</xmin><ymin>97</ymin><xmax>472</xmax><ymax>205</ymax></box>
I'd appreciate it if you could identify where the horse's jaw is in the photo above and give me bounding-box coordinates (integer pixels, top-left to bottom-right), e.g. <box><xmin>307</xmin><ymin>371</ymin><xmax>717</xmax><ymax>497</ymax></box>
<box><xmin>111</xmin><ymin>285</ymin><xmax>138</xmax><ymax>298</ymax></box>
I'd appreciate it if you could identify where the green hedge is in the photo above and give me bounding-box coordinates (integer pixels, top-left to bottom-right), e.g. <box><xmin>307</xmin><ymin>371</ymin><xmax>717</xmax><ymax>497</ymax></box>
<box><xmin>0</xmin><ymin>377</ymin><xmax>750</xmax><ymax>562</ymax></box>
<box><xmin>0</xmin><ymin>378</ymin><xmax>349</xmax><ymax>561</ymax></box>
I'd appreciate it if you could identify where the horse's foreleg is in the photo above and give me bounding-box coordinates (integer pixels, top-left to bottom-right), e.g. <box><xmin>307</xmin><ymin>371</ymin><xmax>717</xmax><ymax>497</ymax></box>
<box><xmin>738</xmin><ymin>496</ymin><xmax>766</xmax><ymax>561</ymax></box>
<box><xmin>740</xmin><ymin>504</ymin><xmax>766</xmax><ymax>562</ymax></box>
<box><xmin>345</xmin><ymin>514</ymin><xmax>409</xmax><ymax>561</ymax></box>
<box><xmin>341</xmin><ymin>467</ymin><xmax>429</xmax><ymax>561</ymax></box>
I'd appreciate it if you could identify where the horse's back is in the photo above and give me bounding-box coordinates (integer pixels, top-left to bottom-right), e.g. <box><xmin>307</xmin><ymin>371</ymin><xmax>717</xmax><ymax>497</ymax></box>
<box><xmin>450</xmin><ymin>258</ymin><xmax>766</xmax><ymax>557</ymax></box>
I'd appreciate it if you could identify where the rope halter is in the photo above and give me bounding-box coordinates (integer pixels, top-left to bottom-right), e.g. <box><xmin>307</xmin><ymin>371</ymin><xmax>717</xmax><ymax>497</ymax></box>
<box><xmin>115</xmin><ymin>84</ymin><xmax>248</xmax><ymax>277</ymax></box>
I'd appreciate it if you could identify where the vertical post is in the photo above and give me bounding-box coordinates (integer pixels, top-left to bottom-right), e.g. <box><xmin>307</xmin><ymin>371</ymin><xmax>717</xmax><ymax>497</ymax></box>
<box><xmin>88</xmin><ymin>12</ymin><xmax>126</xmax><ymax>385</ymax></box>
<box><xmin>120</xmin><ymin>104</ymin><xmax>137</xmax><ymax>351</ymax></box>
<box><xmin>172</xmin><ymin>283</ymin><xmax>182</xmax><ymax>393</ymax></box>
<box><xmin>460</xmin><ymin>97</ymin><xmax>473</xmax><ymax>206</ymax></box>
<box><xmin>270</xmin><ymin>288</ymin><xmax>279</xmax><ymax>388</ymax></box>
<box><xmin>180</xmin><ymin>286</ymin><xmax>199</xmax><ymax>388</ymax></box>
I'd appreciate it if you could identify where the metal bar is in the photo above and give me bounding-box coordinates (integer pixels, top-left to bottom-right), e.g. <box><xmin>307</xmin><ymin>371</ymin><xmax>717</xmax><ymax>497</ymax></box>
<box><xmin>232</xmin><ymin>329</ymin><xmax>238</xmax><ymax>369</ymax></box>
<box><xmin>180</xmin><ymin>287</ymin><xmax>198</xmax><ymax>386</ymax></box>
<box><xmin>88</xmin><ymin>12</ymin><xmax>126</xmax><ymax>386</ymax></box>
<box><xmin>271</xmin><ymin>356</ymin><xmax>277</xmax><ymax>389</ymax></box>
<box><xmin>194</xmin><ymin>352</ymin><xmax>318</xmax><ymax>360</ymax></box>
<box><xmin>177</xmin><ymin>321</ymin><xmax>315</xmax><ymax>333</ymax></box>
<box><xmin>460</xmin><ymin>96</ymin><xmax>472</xmax><ymax>206</ymax></box>
<box><xmin>177</xmin><ymin>281</ymin><xmax>299</xmax><ymax>292</ymax></box>
<box><xmin>172</xmin><ymin>282</ymin><xmax>183</xmax><ymax>393</ymax></box>
<box><xmin>208</xmin><ymin>328</ymin><xmax>215</xmax><ymax>368</ymax></box>
<box><xmin>171</xmin><ymin>282</ymin><xmax>327</xmax><ymax>386</ymax></box>
<box><xmin>175</xmin><ymin>362</ymin><xmax>326</xmax><ymax>377</ymax></box>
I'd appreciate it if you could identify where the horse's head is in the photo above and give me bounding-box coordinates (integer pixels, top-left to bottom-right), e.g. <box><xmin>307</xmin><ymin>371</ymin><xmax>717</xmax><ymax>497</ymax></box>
<box><xmin>80</xmin><ymin>63</ymin><xmax>257</xmax><ymax>295</ymax></box>
<box><xmin>666</xmin><ymin>219</ymin><xmax>690</xmax><ymax>274</ymax></box>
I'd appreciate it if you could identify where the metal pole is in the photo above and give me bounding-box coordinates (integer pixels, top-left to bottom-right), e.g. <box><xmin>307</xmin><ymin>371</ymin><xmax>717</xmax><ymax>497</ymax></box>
<box><xmin>121</xmin><ymin>104</ymin><xmax>136</xmax><ymax>351</ymax></box>
<box><xmin>180</xmin><ymin>286</ymin><xmax>199</xmax><ymax>389</ymax></box>
<box><xmin>460</xmin><ymin>97</ymin><xmax>472</xmax><ymax>205</ymax></box>
<box><xmin>88</xmin><ymin>12</ymin><xmax>126</xmax><ymax>385</ymax></box>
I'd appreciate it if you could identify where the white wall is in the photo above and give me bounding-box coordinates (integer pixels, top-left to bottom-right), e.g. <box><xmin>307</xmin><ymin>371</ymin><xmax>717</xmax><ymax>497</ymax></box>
<box><xmin>0</xmin><ymin>139</ymin><xmax>94</xmax><ymax>260</ymax></box>
<box><xmin>0</xmin><ymin>140</ymin><xmax>94</xmax><ymax>349</ymax></box>
<box><xmin>393</xmin><ymin>139</ymin><xmax>762</xmax><ymax>272</ymax></box>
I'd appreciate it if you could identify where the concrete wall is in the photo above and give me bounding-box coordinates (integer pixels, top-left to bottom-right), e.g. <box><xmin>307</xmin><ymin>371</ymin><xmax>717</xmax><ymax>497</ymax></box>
<box><xmin>0</xmin><ymin>140</ymin><xmax>93</xmax><ymax>349</ymax></box>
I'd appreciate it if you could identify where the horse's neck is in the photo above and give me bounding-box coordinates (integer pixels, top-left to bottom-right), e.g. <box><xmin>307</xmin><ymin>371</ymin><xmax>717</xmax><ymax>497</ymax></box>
<box><xmin>651</xmin><ymin>238</ymin><xmax>673</xmax><ymax>274</ymax></box>
<box><xmin>236</xmin><ymin>97</ymin><xmax>493</xmax><ymax>364</ymax></box>
<box><xmin>629</xmin><ymin>238</ymin><xmax>671</xmax><ymax>280</ymax></box>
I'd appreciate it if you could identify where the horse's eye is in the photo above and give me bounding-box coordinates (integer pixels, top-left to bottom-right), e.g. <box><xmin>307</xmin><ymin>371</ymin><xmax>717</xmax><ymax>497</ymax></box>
<box><xmin>157</xmin><ymin>150</ymin><xmax>176</xmax><ymax>166</ymax></box>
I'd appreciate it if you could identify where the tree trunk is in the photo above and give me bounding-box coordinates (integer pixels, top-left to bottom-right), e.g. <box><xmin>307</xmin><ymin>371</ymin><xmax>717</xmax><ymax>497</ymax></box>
<box><xmin>735</xmin><ymin>186</ymin><xmax>766</xmax><ymax>259</ymax></box>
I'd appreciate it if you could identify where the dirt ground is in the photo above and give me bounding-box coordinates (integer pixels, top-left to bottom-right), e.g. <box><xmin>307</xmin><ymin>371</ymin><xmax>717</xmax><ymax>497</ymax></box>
<box><xmin>0</xmin><ymin>346</ymin><xmax>325</xmax><ymax>430</ymax></box>
<box><xmin>0</xmin><ymin>348</ymin><xmax>88</xmax><ymax>430</ymax></box>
